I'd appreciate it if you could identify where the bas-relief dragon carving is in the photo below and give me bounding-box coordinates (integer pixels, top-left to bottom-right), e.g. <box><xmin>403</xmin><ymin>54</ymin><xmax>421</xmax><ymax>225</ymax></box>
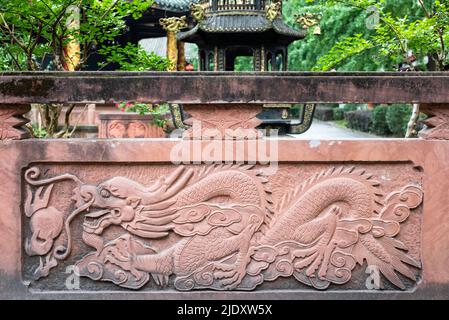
<box><xmin>24</xmin><ymin>165</ymin><xmax>423</xmax><ymax>291</ymax></box>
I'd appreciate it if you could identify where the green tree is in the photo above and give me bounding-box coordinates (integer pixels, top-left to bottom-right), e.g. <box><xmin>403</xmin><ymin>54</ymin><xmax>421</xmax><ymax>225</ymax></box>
<box><xmin>291</xmin><ymin>0</ymin><xmax>449</xmax><ymax>71</ymax></box>
<box><xmin>0</xmin><ymin>0</ymin><xmax>154</xmax><ymax>71</ymax></box>
<box><xmin>98</xmin><ymin>43</ymin><xmax>172</xmax><ymax>71</ymax></box>
<box><xmin>284</xmin><ymin>1</ymin><xmax>445</xmax><ymax>137</ymax></box>
<box><xmin>284</xmin><ymin>1</ymin><xmax>383</xmax><ymax>71</ymax></box>
<box><xmin>0</xmin><ymin>0</ymin><xmax>171</xmax><ymax>137</ymax></box>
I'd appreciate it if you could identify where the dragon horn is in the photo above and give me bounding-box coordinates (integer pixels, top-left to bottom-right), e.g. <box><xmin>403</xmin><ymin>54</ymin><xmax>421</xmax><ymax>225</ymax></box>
<box><xmin>164</xmin><ymin>166</ymin><xmax>186</xmax><ymax>186</ymax></box>
<box><xmin>162</xmin><ymin>168</ymin><xmax>194</xmax><ymax>200</ymax></box>
<box><xmin>146</xmin><ymin>168</ymin><xmax>194</xmax><ymax>204</ymax></box>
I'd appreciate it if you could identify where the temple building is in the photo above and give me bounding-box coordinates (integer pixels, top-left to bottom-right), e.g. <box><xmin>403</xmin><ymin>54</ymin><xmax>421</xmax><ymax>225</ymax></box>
<box><xmin>89</xmin><ymin>0</ymin><xmax>314</xmax><ymax>134</ymax></box>
<box><xmin>177</xmin><ymin>0</ymin><xmax>306</xmax><ymax>71</ymax></box>
<box><xmin>175</xmin><ymin>0</ymin><xmax>312</xmax><ymax>134</ymax></box>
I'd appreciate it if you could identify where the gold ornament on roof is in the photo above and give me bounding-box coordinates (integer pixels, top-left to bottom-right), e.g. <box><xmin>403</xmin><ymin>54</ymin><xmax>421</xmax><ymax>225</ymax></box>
<box><xmin>159</xmin><ymin>16</ymin><xmax>188</xmax><ymax>33</ymax></box>
<box><xmin>295</xmin><ymin>13</ymin><xmax>322</xmax><ymax>35</ymax></box>
<box><xmin>265</xmin><ymin>2</ymin><xmax>282</xmax><ymax>22</ymax></box>
<box><xmin>190</xmin><ymin>4</ymin><xmax>206</xmax><ymax>22</ymax></box>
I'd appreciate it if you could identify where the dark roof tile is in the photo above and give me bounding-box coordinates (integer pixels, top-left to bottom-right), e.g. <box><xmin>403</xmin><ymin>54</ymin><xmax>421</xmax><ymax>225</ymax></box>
<box><xmin>153</xmin><ymin>0</ymin><xmax>198</xmax><ymax>12</ymax></box>
<box><xmin>178</xmin><ymin>13</ymin><xmax>306</xmax><ymax>40</ymax></box>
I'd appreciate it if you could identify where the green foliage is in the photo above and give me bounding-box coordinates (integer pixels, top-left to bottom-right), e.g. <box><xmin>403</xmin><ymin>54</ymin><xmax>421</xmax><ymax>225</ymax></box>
<box><xmin>385</xmin><ymin>104</ymin><xmax>412</xmax><ymax>137</ymax></box>
<box><xmin>332</xmin><ymin>107</ymin><xmax>344</xmax><ymax>120</ymax></box>
<box><xmin>371</xmin><ymin>105</ymin><xmax>391</xmax><ymax>135</ymax></box>
<box><xmin>290</xmin><ymin>104</ymin><xmax>303</xmax><ymax>118</ymax></box>
<box><xmin>0</xmin><ymin>0</ymin><xmax>156</xmax><ymax>138</ymax></box>
<box><xmin>314</xmin><ymin>106</ymin><xmax>334</xmax><ymax>121</ymax></box>
<box><xmin>31</xmin><ymin>125</ymin><xmax>48</xmax><ymax>138</ymax></box>
<box><xmin>98</xmin><ymin>44</ymin><xmax>172</xmax><ymax>71</ymax></box>
<box><xmin>0</xmin><ymin>0</ymin><xmax>154</xmax><ymax>71</ymax></box>
<box><xmin>334</xmin><ymin>119</ymin><xmax>349</xmax><ymax>128</ymax></box>
<box><xmin>344</xmin><ymin>109</ymin><xmax>373</xmax><ymax>132</ymax></box>
<box><xmin>285</xmin><ymin>0</ymin><xmax>449</xmax><ymax>71</ymax></box>
<box><xmin>117</xmin><ymin>102</ymin><xmax>170</xmax><ymax>128</ymax></box>
<box><xmin>284</xmin><ymin>1</ymin><xmax>383</xmax><ymax>71</ymax></box>
<box><xmin>234</xmin><ymin>56</ymin><xmax>253</xmax><ymax>71</ymax></box>
<box><xmin>343</xmin><ymin>104</ymin><xmax>362</xmax><ymax>112</ymax></box>
<box><xmin>314</xmin><ymin>34</ymin><xmax>373</xmax><ymax>71</ymax></box>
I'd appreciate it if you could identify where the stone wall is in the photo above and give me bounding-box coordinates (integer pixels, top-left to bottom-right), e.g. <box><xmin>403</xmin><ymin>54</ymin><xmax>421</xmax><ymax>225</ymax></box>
<box><xmin>1</xmin><ymin>72</ymin><xmax>449</xmax><ymax>299</ymax></box>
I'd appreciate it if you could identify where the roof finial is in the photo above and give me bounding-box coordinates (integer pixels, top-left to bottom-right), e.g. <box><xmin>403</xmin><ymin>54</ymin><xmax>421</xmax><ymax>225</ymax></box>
<box><xmin>190</xmin><ymin>3</ymin><xmax>206</xmax><ymax>22</ymax></box>
<box><xmin>265</xmin><ymin>2</ymin><xmax>282</xmax><ymax>22</ymax></box>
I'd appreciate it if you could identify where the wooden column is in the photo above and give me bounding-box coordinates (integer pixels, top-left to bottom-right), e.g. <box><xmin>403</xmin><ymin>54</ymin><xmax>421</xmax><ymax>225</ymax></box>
<box><xmin>177</xmin><ymin>41</ymin><xmax>186</xmax><ymax>71</ymax></box>
<box><xmin>166</xmin><ymin>31</ymin><xmax>178</xmax><ymax>71</ymax></box>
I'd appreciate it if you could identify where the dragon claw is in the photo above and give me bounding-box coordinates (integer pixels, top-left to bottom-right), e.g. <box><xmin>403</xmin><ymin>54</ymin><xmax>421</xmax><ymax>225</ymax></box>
<box><xmin>105</xmin><ymin>249</ymin><xmax>138</xmax><ymax>273</ymax></box>
<box><xmin>151</xmin><ymin>273</ymin><xmax>170</xmax><ymax>287</ymax></box>
<box><xmin>221</xmin><ymin>271</ymin><xmax>245</xmax><ymax>290</ymax></box>
<box><xmin>211</xmin><ymin>262</ymin><xmax>246</xmax><ymax>289</ymax></box>
<box><xmin>214</xmin><ymin>270</ymin><xmax>237</xmax><ymax>280</ymax></box>
<box><xmin>213</xmin><ymin>263</ymin><xmax>234</xmax><ymax>272</ymax></box>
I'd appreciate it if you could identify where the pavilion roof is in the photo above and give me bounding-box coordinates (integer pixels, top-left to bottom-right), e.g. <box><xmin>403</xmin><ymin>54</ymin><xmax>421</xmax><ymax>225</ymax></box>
<box><xmin>153</xmin><ymin>0</ymin><xmax>198</xmax><ymax>12</ymax></box>
<box><xmin>178</xmin><ymin>14</ymin><xmax>306</xmax><ymax>42</ymax></box>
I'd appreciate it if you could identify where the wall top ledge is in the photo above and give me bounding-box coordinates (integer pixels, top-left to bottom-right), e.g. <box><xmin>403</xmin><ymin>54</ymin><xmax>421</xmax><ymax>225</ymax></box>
<box><xmin>2</xmin><ymin>72</ymin><xmax>449</xmax><ymax>104</ymax></box>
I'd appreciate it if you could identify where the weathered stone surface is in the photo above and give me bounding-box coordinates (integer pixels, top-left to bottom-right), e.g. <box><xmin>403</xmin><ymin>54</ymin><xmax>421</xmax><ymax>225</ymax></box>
<box><xmin>419</xmin><ymin>104</ymin><xmax>449</xmax><ymax>140</ymax></box>
<box><xmin>1</xmin><ymin>139</ymin><xmax>449</xmax><ymax>299</ymax></box>
<box><xmin>0</xmin><ymin>104</ymin><xmax>30</xmax><ymax>140</ymax></box>
<box><xmin>183</xmin><ymin>104</ymin><xmax>263</xmax><ymax>139</ymax></box>
<box><xmin>3</xmin><ymin>72</ymin><xmax>449</xmax><ymax>104</ymax></box>
<box><xmin>1</xmin><ymin>72</ymin><xmax>449</xmax><ymax>301</ymax></box>
<box><xmin>98</xmin><ymin>113</ymin><xmax>168</xmax><ymax>138</ymax></box>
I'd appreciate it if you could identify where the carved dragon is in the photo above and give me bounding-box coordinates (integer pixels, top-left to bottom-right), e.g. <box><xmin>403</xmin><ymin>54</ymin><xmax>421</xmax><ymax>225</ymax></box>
<box><xmin>24</xmin><ymin>165</ymin><xmax>422</xmax><ymax>291</ymax></box>
<box><xmin>295</xmin><ymin>13</ymin><xmax>322</xmax><ymax>30</ymax></box>
<box><xmin>265</xmin><ymin>2</ymin><xmax>282</xmax><ymax>22</ymax></box>
<box><xmin>190</xmin><ymin>4</ymin><xmax>206</xmax><ymax>22</ymax></box>
<box><xmin>159</xmin><ymin>16</ymin><xmax>188</xmax><ymax>33</ymax></box>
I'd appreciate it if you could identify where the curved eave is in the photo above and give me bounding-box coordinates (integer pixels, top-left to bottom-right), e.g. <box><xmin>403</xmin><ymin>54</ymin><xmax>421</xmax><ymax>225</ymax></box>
<box><xmin>178</xmin><ymin>24</ymin><xmax>201</xmax><ymax>41</ymax></box>
<box><xmin>151</xmin><ymin>0</ymin><xmax>199</xmax><ymax>13</ymax></box>
<box><xmin>272</xmin><ymin>19</ymin><xmax>306</xmax><ymax>39</ymax></box>
<box><xmin>177</xmin><ymin>16</ymin><xmax>306</xmax><ymax>44</ymax></box>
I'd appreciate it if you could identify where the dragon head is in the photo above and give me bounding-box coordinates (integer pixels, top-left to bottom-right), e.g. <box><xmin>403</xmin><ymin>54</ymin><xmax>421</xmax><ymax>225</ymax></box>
<box><xmin>72</xmin><ymin>167</ymin><xmax>194</xmax><ymax>235</ymax></box>
<box><xmin>73</xmin><ymin>177</ymin><xmax>143</xmax><ymax>235</ymax></box>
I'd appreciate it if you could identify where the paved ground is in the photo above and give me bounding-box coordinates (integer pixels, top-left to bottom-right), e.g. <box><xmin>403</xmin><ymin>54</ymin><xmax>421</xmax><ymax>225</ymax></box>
<box><xmin>289</xmin><ymin>120</ymin><xmax>379</xmax><ymax>139</ymax></box>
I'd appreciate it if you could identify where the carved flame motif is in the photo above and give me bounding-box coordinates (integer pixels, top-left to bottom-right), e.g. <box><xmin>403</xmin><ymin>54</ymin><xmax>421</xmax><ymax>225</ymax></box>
<box><xmin>0</xmin><ymin>106</ymin><xmax>30</xmax><ymax>140</ymax></box>
<box><xmin>24</xmin><ymin>165</ymin><xmax>422</xmax><ymax>291</ymax></box>
<box><xmin>419</xmin><ymin>105</ymin><xmax>449</xmax><ymax>140</ymax></box>
<box><xmin>183</xmin><ymin>105</ymin><xmax>263</xmax><ymax>139</ymax></box>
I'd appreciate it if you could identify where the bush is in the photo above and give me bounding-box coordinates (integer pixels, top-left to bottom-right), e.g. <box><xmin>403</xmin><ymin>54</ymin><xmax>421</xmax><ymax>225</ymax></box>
<box><xmin>371</xmin><ymin>105</ymin><xmax>391</xmax><ymax>136</ymax></box>
<box><xmin>343</xmin><ymin>104</ymin><xmax>361</xmax><ymax>112</ymax></box>
<box><xmin>290</xmin><ymin>104</ymin><xmax>302</xmax><ymax>118</ymax></box>
<box><xmin>333</xmin><ymin>108</ymin><xmax>344</xmax><ymax>120</ymax></box>
<box><xmin>386</xmin><ymin>104</ymin><xmax>412</xmax><ymax>137</ymax></box>
<box><xmin>314</xmin><ymin>106</ymin><xmax>334</xmax><ymax>121</ymax></box>
<box><xmin>344</xmin><ymin>110</ymin><xmax>373</xmax><ymax>132</ymax></box>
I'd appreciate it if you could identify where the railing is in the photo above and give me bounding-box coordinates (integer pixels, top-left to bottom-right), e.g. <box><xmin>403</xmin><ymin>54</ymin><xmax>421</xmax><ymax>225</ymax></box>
<box><xmin>202</xmin><ymin>0</ymin><xmax>267</xmax><ymax>13</ymax></box>
<box><xmin>1</xmin><ymin>72</ymin><xmax>449</xmax><ymax>299</ymax></box>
